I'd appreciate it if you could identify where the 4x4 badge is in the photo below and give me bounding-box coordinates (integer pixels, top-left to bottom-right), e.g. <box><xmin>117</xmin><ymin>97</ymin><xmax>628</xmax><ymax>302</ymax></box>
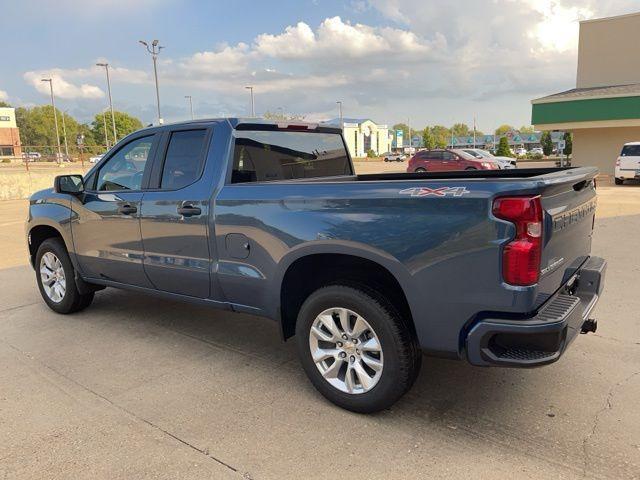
<box><xmin>399</xmin><ymin>186</ymin><xmax>470</xmax><ymax>197</ymax></box>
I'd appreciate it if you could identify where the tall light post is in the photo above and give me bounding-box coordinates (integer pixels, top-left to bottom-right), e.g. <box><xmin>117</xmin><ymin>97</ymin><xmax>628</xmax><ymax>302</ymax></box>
<box><xmin>41</xmin><ymin>78</ymin><xmax>62</xmax><ymax>163</ymax></box>
<box><xmin>277</xmin><ymin>106</ymin><xmax>284</xmax><ymax>120</ymax></box>
<box><xmin>102</xmin><ymin>108</ymin><xmax>110</xmax><ymax>149</ymax></box>
<box><xmin>139</xmin><ymin>39</ymin><xmax>164</xmax><ymax>124</ymax></box>
<box><xmin>96</xmin><ymin>62</ymin><xmax>117</xmax><ymax>143</ymax></box>
<box><xmin>61</xmin><ymin>110</ymin><xmax>69</xmax><ymax>159</ymax></box>
<box><xmin>185</xmin><ymin>95</ymin><xmax>194</xmax><ymax>120</ymax></box>
<box><xmin>336</xmin><ymin>101</ymin><xmax>343</xmax><ymax>129</ymax></box>
<box><xmin>245</xmin><ymin>86</ymin><xmax>255</xmax><ymax>117</ymax></box>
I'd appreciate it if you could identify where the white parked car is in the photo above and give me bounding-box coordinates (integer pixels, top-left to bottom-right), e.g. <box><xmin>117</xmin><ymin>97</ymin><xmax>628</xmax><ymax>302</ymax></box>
<box><xmin>530</xmin><ymin>147</ymin><xmax>543</xmax><ymax>155</ymax></box>
<box><xmin>514</xmin><ymin>147</ymin><xmax>527</xmax><ymax>157</ymax></box>
<box><xmin>89</xmin><ymin>154</ymin><xmax>105</xmax><ymax>164</ymax></box>
<box><xmin>463</xmin><ymin>149</ymin><xmax>516</xmax><ymax>169</ymax></box>
<box><xmin>615</xmin><ymin>142</ymin><xmax>640</xmax><ymax>185</ymax></box>
<box><xmin>383</xmin><ymin>152</ymin><xmax>407</xmax><ymax>162</ymax></box>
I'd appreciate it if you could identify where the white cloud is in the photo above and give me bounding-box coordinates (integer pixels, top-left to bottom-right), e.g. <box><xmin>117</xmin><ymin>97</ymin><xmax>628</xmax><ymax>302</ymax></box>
<box><xmin>254</xmin><ymin>16</ymin><xmax>432</xmax><ymax>59</ymax></box>
<box><xmin>24</xmin><ymin>70</ymin><xmax>104</xmax><ymax>99</ymax></box>
<box><xmin>0</xmin><ymin>89</ymin><xmax>8</xmax><ymax>101</ymax></box>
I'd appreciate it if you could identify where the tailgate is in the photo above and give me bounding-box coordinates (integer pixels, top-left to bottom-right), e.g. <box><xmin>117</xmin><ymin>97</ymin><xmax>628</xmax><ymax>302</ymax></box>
<box><xmin>537</xmin><ymin>168</ymin><xmax>598</xmax><ymax>301</ymax></box>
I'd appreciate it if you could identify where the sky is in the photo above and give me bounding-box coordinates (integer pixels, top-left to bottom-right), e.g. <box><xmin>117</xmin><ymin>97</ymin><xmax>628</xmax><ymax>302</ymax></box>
<box><xmin>2</xmin><ymin>0</ymin><xmax>639</xmax><ymax>132</ymax></box>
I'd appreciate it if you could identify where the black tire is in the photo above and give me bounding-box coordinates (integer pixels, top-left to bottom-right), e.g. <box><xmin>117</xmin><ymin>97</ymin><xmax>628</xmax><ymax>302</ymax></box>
<box><xmin>415</xmin><ymin>168</ymin><xmax>426</xmax><ymax>173</ymax></box>
<box><xmin>615</xmin><ymin>178</ymin><xmax>624</xmax><ymax>185</ymax></box>
<box><xmin>35</xmin><ymin>238</ymin><xmax>94</xmax><ymax>314</ymax></box>
<box><xmin>465</xmin><ymin>167</ymin><xmax>477</xmax><ymax>170</ymax></box>
<box><xmin>295</xmin><ymin>284</ymin><xmax>421</xmax><ymax>413</ymax></box>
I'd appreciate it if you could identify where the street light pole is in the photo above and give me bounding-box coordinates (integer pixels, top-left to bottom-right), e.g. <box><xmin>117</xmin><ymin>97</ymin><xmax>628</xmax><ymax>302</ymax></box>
<box><xmin>185</xmin><ymin>95</ymin><xmax>194</xmax><ymax>120</ymax></box>
<box><xmin>139</xmin><ymin>39</ymin><xmax>164</xmax><ymax>124</ymax></box>
<box><xmin>61</xmin><ymin>110</ymin><xmax>69</xmax><ymax>159</ymax></box>
<box><xmin>245</xmin><ymin>86</ymin><xmax>255</xmax><ymax>117</ymax></box>
<box><xmin>336</xmin><ymin>101</ymin><xmax>343</xmax><ymax>129</ymax></box>
<box><xmin>102</xmin><ymin>108</ymin><xmax>110</xmax><ymax>149</ymax></box>
<box><xmin>96</xmin><ymin>62</ymin><xmax>117</xmax><ymax>143</ymax></box>
<box><xmin>41</xmin><ymin>78</ymin><xmax>62</xmax><ymax>163</ymax></box>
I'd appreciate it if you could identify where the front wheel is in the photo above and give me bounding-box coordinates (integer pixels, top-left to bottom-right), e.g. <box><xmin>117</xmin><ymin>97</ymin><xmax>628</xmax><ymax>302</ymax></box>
<box><xmin>415</xmin><ymin>168</ymin><xmax>426</xmax><ymax>173</ymax></box>
<box><xmin>35</xmin><ymin>238</ymin><xmax>94</xmax><ymax>314</ymax></box>
<box><xmin>615</xmin><ymin>178</ymin><xmax>624</xmax><ymax>185</ymax></box>
<box><xmin>295</xmin><ymin>284</ymin><xmax>421</xmax><ymax>413</ymax></box>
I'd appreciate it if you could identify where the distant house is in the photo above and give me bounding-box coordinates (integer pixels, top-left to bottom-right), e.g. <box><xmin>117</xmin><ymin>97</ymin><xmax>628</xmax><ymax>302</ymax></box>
<box><xmin>323</xmin><ymin>118</ymin><xmax>391</xmax><ymax>158</ymax></box>
<box><xmin>447</xmin><ymin>131</ymin><xmax>565</xmax><ymax>150</ymax></box>
<box><xmin>0</xmin><ymin>107</ymin><xmax>22</xmax><ymax>157</ymax></box>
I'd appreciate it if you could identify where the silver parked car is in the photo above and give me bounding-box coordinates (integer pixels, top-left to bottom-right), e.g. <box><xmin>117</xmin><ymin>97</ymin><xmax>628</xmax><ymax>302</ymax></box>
<box><xmin>463</xmin><ymin>149</ymin><xmax>516</xmax><ymax>169</ymax></box>
<box><xmin>383</xmin><ymin>152</ymin><xmax>407</xmax><ymax>162</ymax></box>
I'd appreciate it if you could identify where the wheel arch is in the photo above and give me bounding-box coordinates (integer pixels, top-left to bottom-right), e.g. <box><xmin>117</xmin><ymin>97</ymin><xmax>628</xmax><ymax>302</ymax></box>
<box><xmin>275</xmin><ymin>246</ymin><xmax>416</xmax><ymax>341</ymax></box>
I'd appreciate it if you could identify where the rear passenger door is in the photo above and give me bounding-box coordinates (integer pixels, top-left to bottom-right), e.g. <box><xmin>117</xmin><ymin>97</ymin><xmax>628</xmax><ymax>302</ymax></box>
<box><xmin>139</xmin><ymin>127</ymin><xmax>217</xmax><ymax>299</ymax></box>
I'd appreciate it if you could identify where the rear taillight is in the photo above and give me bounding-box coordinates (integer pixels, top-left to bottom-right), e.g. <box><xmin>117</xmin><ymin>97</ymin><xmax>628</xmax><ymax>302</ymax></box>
<box><xmin>493</xmin><ymin>195</ymin><xmax>543</xmax><ymax>286</ymax></box>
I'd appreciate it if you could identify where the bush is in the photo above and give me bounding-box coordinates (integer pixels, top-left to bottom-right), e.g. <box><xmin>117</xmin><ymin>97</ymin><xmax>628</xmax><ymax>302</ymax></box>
<box><xmin>496</xmin><ymin>137</ymin><xmax>512</xmax><ymax>157</ymax></box>
<box><xmin>1</xmin><ymin>158</ymin><xmax>11</xmax><ymax>163</ymax></box>
<box><xmin>366</xmin><ymin>149</ymin><xmax>377</xmax><ymax>158</ymax></box>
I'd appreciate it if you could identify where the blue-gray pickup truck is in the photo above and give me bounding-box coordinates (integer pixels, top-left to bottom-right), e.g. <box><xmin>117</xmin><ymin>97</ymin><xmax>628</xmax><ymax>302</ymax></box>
<box><xmin>26</xmin><ymin>118</ymin><xmax>606</xmax><ymax>412</ymax></box>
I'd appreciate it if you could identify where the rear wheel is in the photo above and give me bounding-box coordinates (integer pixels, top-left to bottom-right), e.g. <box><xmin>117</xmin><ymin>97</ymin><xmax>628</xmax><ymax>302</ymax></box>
<box><xmin>615</xmin><ymin>178</ymin><xmax>624</xmax><ymax>185</ymax></box>
<box><xmin>35</xmin><ymin>238</ymin><xmax>94</xmax><ymax>314</ymax></box>
<box><xmin>465</xmin><ymin>167</ymin><xmax>477</xmax><ymax>170</ymax></box>
<box><xmin>415</xmin><ymin>168</ymin><xmax>426</xmax><ymax>173</ymax></box>
<box><xmin>295</xmin><ymin>284</ymin><xmax>421</xmax><ymax>413</ymax></box>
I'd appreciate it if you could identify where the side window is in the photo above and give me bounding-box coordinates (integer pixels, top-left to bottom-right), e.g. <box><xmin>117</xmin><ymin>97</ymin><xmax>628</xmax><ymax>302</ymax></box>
<box><xmin>95</xmin><ymin>136</ymin><xmax>153</xmax><ymax>191</ymax></box>
<box><xmin>442</xmin><ymin>151</ymin><xmax>454</xmax><ymax>161</ymax></box>
<box><xmin>429</xmin><ymin>151</ymin><xmax>442</xmax><ymax>161</ymax></box>
<box><xmin>160</xmin><ymin>130</ymin><xmax>207</xmax><ymax>189</ymax></box>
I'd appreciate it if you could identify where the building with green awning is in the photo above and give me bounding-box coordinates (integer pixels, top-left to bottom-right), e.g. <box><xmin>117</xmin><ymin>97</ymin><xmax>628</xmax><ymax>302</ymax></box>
<box><xmin>531</xmin><ymin>12</ymin><xmax>640</xmax><ymax>176</ymax></box>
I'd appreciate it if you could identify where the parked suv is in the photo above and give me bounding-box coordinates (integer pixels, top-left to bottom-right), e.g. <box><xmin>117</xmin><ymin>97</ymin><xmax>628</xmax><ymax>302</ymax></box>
<box><xmin>614</xmin><ymin>142</ymin><xmax>640</xmax><ymax>185</ymax></box>
<box><xmin>407</xmin><ymin>149</ymin><xmax>499</xmax><ymax>172</ymax></box>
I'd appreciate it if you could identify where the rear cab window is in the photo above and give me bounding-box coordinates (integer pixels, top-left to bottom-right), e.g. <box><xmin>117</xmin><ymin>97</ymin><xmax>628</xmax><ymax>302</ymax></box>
<box><xmin>231</xmin><ymin>130</ymin><xmax>352</xmax><ymax>183</ymax></box>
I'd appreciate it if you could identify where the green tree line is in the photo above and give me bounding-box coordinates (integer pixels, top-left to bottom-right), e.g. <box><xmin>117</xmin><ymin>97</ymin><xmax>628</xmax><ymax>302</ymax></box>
<box><xmin>7</xmin><ymin>103</ymin><xmax>143</xmax><ymax>149</ymax></box>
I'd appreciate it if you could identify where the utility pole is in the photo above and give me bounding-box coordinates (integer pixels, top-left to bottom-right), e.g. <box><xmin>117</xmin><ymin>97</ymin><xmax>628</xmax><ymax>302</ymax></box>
<box><xmin>96</xmin><ymin>63</ymin><xmax>117</xmax><ymax>143</ymax></box>
<box><xmin>61</xmin><ymin>110</ymin><xmax>69</xmax><ymax>160</ymax></box>
<box><xmin>473</xmin><ymin>116</ymin><xmax>477</xmax><ymax>149</ymax></box>
<box><xmin>139</xmin><ymin>40</ymin><xmax>164</xmax><ymax>124</ymax></box>
<box><xmin>336</xmin><ymin>101</ymin><xmax>343</xmax><ymax>129</ymax></box>
<box><xmin>41</xmin><ymin>78</ymin><xmax>62</xmax><ymax>163</ymax></box>
<box><xmin>407</xmin><ymin>118</ymin><xmax>411</xmax><ymax>153</ymax></box>
<box><xmin>102</xmin><ymin>108</ymin><xmax>110</xmax><ymax>149</ymax></box>
<box><xmin>245</xmin><ymin>86</ymin><xmax>255</xmax><ymax>117</ymax></box>
<box><xmin>185</xmin><ymin>95</ymin><xmax>194</xmax><ymax>120</ymax></box>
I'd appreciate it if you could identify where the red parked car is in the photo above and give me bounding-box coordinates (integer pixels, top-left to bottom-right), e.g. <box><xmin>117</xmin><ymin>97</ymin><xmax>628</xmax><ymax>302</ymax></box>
<box><xmin>407</xmin><ymin>149</ymin><xmax>500</xmax><ymax>173</ymax></box>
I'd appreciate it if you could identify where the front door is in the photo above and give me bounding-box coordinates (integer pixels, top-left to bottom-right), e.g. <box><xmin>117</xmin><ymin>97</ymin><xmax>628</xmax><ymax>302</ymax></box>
<box><xmin>72</xmin><ymin>134</ymin><xmax>158</xmax><ymax>287</ymax></box>
<box><xmin>139</xmin><ymin>128</ymin><xmax>214</xmax><ymax>299</ymax></box>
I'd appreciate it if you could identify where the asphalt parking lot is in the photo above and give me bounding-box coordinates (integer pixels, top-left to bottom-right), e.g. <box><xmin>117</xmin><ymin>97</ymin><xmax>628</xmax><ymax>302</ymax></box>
<box><xmin>1</xmin><ymin>168</ymin><xmax>639</xmax><ymax>479</ymax></box>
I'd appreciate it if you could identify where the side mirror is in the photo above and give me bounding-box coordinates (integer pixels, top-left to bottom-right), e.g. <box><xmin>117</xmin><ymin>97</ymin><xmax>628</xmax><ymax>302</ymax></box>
<box><xmin>54</xmin><ymin>174</ymin><xmax>84</xmax><ymax>195</ymax></box>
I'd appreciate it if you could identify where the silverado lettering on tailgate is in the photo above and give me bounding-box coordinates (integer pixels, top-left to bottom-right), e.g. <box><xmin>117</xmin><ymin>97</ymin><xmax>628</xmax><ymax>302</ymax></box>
<box><xmin>552</xmin><ymin>199</ymin><xmax>597</xmax><ymax>232</ymax></box>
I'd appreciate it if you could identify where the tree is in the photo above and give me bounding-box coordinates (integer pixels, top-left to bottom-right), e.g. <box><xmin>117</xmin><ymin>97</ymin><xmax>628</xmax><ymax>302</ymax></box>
<box><xmin>495</xmin><ymin>124</ymin><xmax>514</xmax><ymax>136</ymax></box>
<box><xmin>0</xmin><ymin>101</ymin><xmax>11</xmax><ymax>108</ymax></box>
<box><xmin>563</xmin><ymin>132</ymin><xmax>572</xmax><ymax>156</ymax></box>
<box><xmin>450</xmin><ymin>123</ymin><xmax>470</xmax><ymax>137</ymax></box>
<box><xmin>422</xmin><ymin>128</ymin><xmax>435</xmax><ymax>150</ymax></box>
<box><xmin>541</xmin><ymin>131</ymin><xmax>553</xmax><ymax>156</ymax></box>
<box><xmin>496</xmin><ymin>136</ymin><xmax>512</xmax><ymax>157</ymax></box>
<box><xmin>430</xmin><ymin>125</ymin><xmax>450</xmax><ymax>148</ymax></box>
<box><xmin>519</xmin><ymin>125</ymin><xmax>535</xmax><ymax>134</ymax></box>
<box><xmin>89</xmin><ymin>110</ymin><xmax>143</xmax><ymax>146</ymax></box>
